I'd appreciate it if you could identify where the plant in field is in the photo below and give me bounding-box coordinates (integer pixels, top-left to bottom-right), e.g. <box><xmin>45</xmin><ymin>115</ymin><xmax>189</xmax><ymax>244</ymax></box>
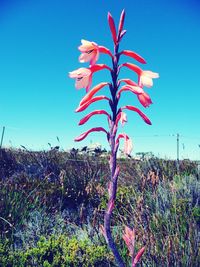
<box><xmin>69</xmin><ymin>10</ymin><xmax>159</xmax><ymax>266</ymax></box>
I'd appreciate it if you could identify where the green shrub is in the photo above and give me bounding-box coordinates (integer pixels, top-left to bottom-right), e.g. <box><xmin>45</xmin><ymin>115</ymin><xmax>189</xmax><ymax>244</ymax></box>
<box><xmin>0</xmin><ymin>234</ymin><xmax>114</xmax><ymax>267</ymax></box>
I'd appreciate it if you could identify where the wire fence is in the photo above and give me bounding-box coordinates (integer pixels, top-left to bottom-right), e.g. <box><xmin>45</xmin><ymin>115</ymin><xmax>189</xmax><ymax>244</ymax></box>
<box><xmin>1</xmin><ymin>125</ymin><xmax>200</xmax><ymax>161</ymax></box>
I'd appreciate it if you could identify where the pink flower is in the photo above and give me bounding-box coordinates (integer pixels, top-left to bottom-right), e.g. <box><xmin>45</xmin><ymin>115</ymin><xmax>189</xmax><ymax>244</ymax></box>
<box><xmin>80</xmin><ymin>82</ymin><xmax>109</xmax><ymax>106</ymax></box>
<box><xmin>74</xmin><ymin>127</ymin><xmax>108</xmax><ymax>142</ymax></box>
<box><xmin>78</xmin><ymin>110</ymin><xmax>111</xmax><ymax>125</ymax></box>
<box><xmin>117</xmin><ymin>85</ymin><xmax>144</xmax><ymax>99</ymax></box>
<box><xmin>69</xmin><ymin>65</ymin><xmax>111</xmax><ymax>93</ymax></box>
<box><xmin>116</xmin><ymin>133</ymin><xmax>133</xmax><ymax>155</ymax></box>
<box><xmin>76</xmin><ymin>96</ymin><xmax>110</xmax><ymax>112</ymax></box>
<box><xmin>122</xmin><ymin>226</ymin><xmax>135</xmax><ymax>256</ymax></box>
<box><xmin>120</xmin><ymin>112</ymin><xmax>127</xmax><ymax>126</ymax></box>
<box><xmin>139</xmin><ymin>70</ymin><xmax>159</xmax><ymax>88</ymax></box>
<box><xmin>69</xmin><ymin>68</ymin><xmax>92</xmax><ymax>92</ymax></box>
<box><xmin>120</xmin><ymin>50</ymin><xmax>146</xmax><ymax>64</ymax></box>
<box><xmin>121</xmin><ymin>63</ymin><xmax>159</xmax><ymax>88</ymax></box>
<box><xmin>132</xmin><ymin>246</ymin><xmax>145</xmax><ymax>267</ymax></box>
<box><xmin>78</xmin><ymin>39</ymin><xmax>99</xmax><ymax>66</ymax></box>
<box><xmin>78</xmin><ymin>39</ymin><xmax>113</xmax><ymax>66</ymax></box>
<box><xmin>108</xmin><ymin>12</ymin><xmax>117</xmax><ymax>44</ymax></box>
<box><xmin>137</xmin><ymin>92</ymin><xmax>152</xmax><ymax>107</ymax></box>
<box><xmin>117</xmin><ymin>85</ymin><xmax>152</xmax><ymax>108</ymax></box>
<box><xmin>116</xmin><ymin>111</ymin><xmax>127</xmax><ymax>127</ymax></box>
<box><xmin>118</xmin><ymin>9</ymin><xmax>125</xmax><ymax>37</ymax></box>
<box><xmin>121</xmin><ymin>105</ymin><xmax>152</xmax><ymax>125</ymax></box>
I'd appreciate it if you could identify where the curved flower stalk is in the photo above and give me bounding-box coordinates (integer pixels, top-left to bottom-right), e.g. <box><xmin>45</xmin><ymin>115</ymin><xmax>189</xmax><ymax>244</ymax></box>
<box><xmin>69</xmin><ymin>9</ymin><xmax>159</xmax><ymax>267</ymax></box>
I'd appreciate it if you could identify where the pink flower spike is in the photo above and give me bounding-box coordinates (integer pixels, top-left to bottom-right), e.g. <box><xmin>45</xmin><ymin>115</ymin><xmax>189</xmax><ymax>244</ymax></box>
<box><xmin>121</xmin><ymin>63</ymin><xmax>142</xmax><ymax>76</ymax></box>
<box><xmin>90</xmin><ymin>64</ymin><xmax>112</xmax><ymax>73</ymax></box>
<box><xmin>139</xmin><ymin>70</ymin><xmax>159</xmax><ymax>88</ymax></box>
<box><xmin>108</xmin><ymin>12</ymin><xmax>117</xmax><ymax>44</ymax></box>
<box><xmin>76</xmin><ymin>96</ymin><xmax>110</xmax><ymax>112</ymax></box>
<box><xmin>137</xmin><ymin>92</ymin><xmax>153</xmax><ymax>107</ymax></box>
<box><xmin>74</xmin><ymin>127</ymin><xmax>108</xmax><ymax>142</ymax></box>
<box><xmin>80</xmin><ymin>82</ymin><xmax>109</xmax><ymax>106</ymax></box>
<box><xmin>78</xmin><ymin>110</ymin><xmax>111</xmax><ymax>125</ymax></box>
<box><xmin>69</xmin><ymin>68</ymin><xmax>92</xmax><ymax>91</ymax></box>
<box><xmin>132</xmin><ymin>246</ymin><xmax>145</xmax><ymax>267</ymax></box>
<box><xmin>98</xmin><ymin>46</ymin><xmax>113</xmax><ymax>58</ymax></box>
<box><xmin>122</xmin><ymin>105</ymin><xmax>152</xmax><ymax>125</ymax></box>
<box><xmin>78</xmin><ymin>39</ymin><xmax>99</xmax><ymax>66</ymax></box>
<box><xmin>118</xmin><ymin>9</ymin><xmax>125</xmax><ymax>37</ymax></box>
<box><xmin>120</xmin><ymin>50</ymin><xmax>146</xmax><ymax>64</ymax></box>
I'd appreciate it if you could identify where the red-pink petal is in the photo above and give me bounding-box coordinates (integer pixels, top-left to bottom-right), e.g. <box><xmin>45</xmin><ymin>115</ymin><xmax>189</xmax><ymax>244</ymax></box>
<box><xmin>74</xmin><ymin>127</ymin><xmax>108</xmax><ymax>142</ymax></box>
<box><xmin>137</xmin><ymin>92</ymin><xmax>153</xmax><ymax>107</ymax></box>
<box><xmin>80</xmin><ymin>82</ymin><xmax>109</xmax><ymax>106</ymax></box>
<box><xmin>117</xmin><ymin>85</ymin><xmax>144</xmax><ymax>99</ymax></box>
<box><xmin>121</xmin><ymin>63</ymin><xmax>142</xmax><ymax>76</ymax></box>
<box><xmin>133</xmin><ymin>246</ymin><xmax>145</xmax><ymax>267</ymax></box>
<box><xmin>76</xmin><ymin>96</ymin><xmax>110</xmax><ymax>112</ymax></box>
<box><xmin>122</xmin><ymin>105</ymin><xmax>152</xmax><ymax>125</ymax></box>
<box><xmin>121</xmin><ymin>50</ymin><xmax>146</xmax><ymax>64</ymax></box>
<box><xmin>118</xmin><ymin>9</ymin><xmax>125</xmax><ymax>36</ymax></box>
<box><xmin>119</xmin><ymin>79</ymin><xmax>139</xmax><ymax>87</ymax></box>
<box><xmin>78</xmin><ymin>110</ymin><xmax>110</xmax><ymax>125</ymax></box>
<box><xmin>90</xmin><ymin>64</ymin><xmax>112</xmax><ymax>73</ymax></box>
<box><xmin>108</xmin><ymin>12</ymin><xmax>117</xmax><ymax>44</ymax></box>
<box><xmin>98</xmin><ymin>46</ymin><xmax>113</xmax><ymax>58</ymax></box>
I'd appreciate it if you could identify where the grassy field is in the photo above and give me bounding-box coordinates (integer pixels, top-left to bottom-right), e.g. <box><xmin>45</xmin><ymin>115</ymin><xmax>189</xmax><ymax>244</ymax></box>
<box><xmin>0</xmin><ymin>148</ymin><xmax>199</xmax><ymax>266</ymax></box>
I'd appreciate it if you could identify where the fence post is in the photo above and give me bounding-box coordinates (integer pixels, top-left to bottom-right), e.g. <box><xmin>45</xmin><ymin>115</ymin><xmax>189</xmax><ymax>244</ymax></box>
<box><xmin>0</xmin><ymin>126</ymin><xmax>5</xmax><ymax>149</ymax></box>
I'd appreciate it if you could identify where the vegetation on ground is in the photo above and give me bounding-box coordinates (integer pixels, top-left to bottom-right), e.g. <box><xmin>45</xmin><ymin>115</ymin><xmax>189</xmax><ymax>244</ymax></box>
<box><xmin>0</xmin><ymin>148</ymin><xmax>199</xmax><ymax>266</ymax></box>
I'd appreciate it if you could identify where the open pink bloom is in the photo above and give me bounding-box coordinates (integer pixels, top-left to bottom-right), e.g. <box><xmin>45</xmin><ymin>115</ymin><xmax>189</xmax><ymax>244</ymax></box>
<box><xmin>78</xmin><ymin>110</ymin><xmax>111</xmax><ymax>125</ymax></box>
<box><xmin>74</xmin><ymin>127</ymin><xmax>108</xmax><ymax>142</ymax></box>
<box><xmin>139</xmin><ymin>70</ymin><xmax>159</xmax><ymax>87</ymax></box>
<box><xmin>116</xmin><ymin>133</ymin><xmax>133</xmax><ymax>155</ymax></box>
<box><xmin>69</xmin><ymin>68</ymin><xmax>92</xmax><ymax>92</ymax></box>
<box><xmin>121</xmin><ymin>63</ymin><xmax>159</xmax><ymax>88</ymax></box>
<box><xmin>78</xmin><ymin>39</ymin><xmax>99</xmax><ymax>65</ymax></box>
<box><xmin>69</xmin><ymin>64</ymin><xmax>111</xmax><ymax>93</ymax></box>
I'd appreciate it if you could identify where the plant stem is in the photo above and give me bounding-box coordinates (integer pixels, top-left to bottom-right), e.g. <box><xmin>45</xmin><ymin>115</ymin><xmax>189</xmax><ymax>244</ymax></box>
<box><xmin>104</xmin><ymin>43</ymin><xmax>125</xmax><ymax>267</ymax></box>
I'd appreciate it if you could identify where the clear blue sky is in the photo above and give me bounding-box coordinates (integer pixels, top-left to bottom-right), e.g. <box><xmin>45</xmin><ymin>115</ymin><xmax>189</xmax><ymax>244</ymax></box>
<box><xmin>0</xmin><ymin>0</ymin><xmax>200</xmax><ymax>160</ymax></box>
